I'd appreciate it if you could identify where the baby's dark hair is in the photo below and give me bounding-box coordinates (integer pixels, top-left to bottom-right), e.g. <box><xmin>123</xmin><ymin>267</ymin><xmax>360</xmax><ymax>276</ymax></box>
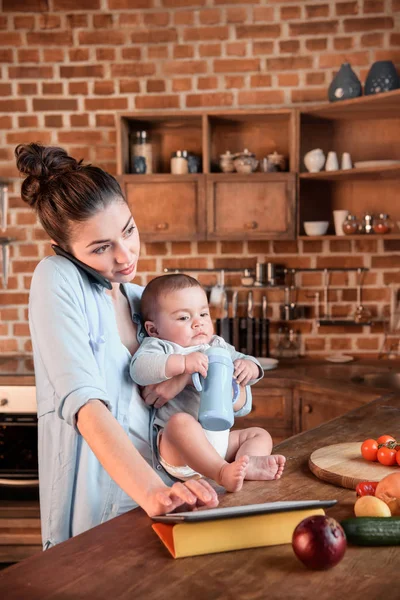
<box><xmin>15</xmin><ymin>143</ymin><xmax>125</xmax><ymax>251</ymax></box>
<box><xmin>141</xmin><ymin>273</ymin><xmax>203</xmax><ymax>322</ymax></box>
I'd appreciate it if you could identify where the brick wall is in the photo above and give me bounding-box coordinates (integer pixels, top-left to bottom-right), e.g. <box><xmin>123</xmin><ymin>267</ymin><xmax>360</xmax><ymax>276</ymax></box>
<box><xmin>1</xmin><ymin>0</ymin><xmax>400</xmax><ymax>356</ymax></box>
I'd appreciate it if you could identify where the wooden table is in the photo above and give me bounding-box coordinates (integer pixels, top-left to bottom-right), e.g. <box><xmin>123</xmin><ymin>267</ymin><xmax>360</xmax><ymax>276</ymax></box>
<box><xmin>1</xmin><ymin>393</ymin><xmax>400</xmax><ymax>599</ymax></box>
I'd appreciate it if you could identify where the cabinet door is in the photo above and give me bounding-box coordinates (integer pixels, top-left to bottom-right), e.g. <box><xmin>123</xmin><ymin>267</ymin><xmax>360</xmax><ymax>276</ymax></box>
<box><xmin>206</xmin><ymin>173</ymin><xmax>296</xmax><ymax>240</ymax></box>
<box><xmin>233</xmin><ymin>386</ymin><xmax>293</xmax><ymax>443</ymax></box>
<box><xmin>122</xmin><ymin>175</ymin><xmax>206</xmax><ymax>242</ymax></box>
<box><xmin>295</xmin><ymin>389</ymin><xmax>360</xmax><ymax>433</ymax></box>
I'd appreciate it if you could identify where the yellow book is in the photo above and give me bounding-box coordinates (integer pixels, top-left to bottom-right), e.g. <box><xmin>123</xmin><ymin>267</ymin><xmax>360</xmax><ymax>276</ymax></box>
<box><xmin>152</xmin><ymin>502</ymin><xmax>331</xmax><ymax>559</ymax></box>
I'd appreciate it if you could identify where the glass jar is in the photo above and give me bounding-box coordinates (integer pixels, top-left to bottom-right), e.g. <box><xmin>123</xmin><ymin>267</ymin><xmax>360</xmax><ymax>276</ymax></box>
<box><xmin>131</xmin><ymin>130</ymin><xmax>153</xmax><ymax>174</ymax></box>
<box><xmin>373</xmin><ymin>213</ymin><xmax>392</xmax><ymax>234</ymax></box>
<box><xmin>342</xmin><ymin>213</ymin><xmax>359</xmax><ymax>235</ymax></box>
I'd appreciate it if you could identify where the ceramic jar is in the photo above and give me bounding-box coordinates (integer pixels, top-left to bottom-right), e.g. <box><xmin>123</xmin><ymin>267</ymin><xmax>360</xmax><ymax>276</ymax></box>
<box><xmin>304</xmin><ymin>148</ymin><xmax>325</xmax><ymax>173</ymax></box>
<box><xmin>219</xmin><ymin>151</ymin><xmax>235</xmax><ymax>173</ymax></box>
<box><xmin>365</xmin><ymin>61</ymin><xmax>400</xmax><ymax>95</ymax></box>
<box><xmin>171</xmin><ymin>150</ymin><xmax>189</xmax><ymax>175</ymax></box>
<box><xmin>233</xmin><ymin>149</ymin><xmax>258</xmax><ymax>174</ymax></box>
<box><xmin>267</xmin><ymin>151</ymin><xmax>286</xmax><ymax>172</ymax></box>
<box><xmin>328</xmin><ymin>62</ymin><xmax>362</xmax><ymax>103</ymax></box>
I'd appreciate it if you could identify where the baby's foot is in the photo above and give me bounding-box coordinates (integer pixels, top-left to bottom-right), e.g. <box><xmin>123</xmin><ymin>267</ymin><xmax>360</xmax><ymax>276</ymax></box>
<box><xmin>218</xmin><ymin>455</ymin><xmax>249</xmax><ymax>492</ymax></box>
<box><xmin>245</xmin><ymin>454</ymin><xmax>286</xmax><ymax>481</ymax></box>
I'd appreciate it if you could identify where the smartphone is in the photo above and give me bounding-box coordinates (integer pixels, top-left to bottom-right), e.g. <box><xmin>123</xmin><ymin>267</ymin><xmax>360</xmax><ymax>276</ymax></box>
<box><xmin>51</xmin><ymin>244</ymin><xmax>112</xmax><ymax>290</ymax></box>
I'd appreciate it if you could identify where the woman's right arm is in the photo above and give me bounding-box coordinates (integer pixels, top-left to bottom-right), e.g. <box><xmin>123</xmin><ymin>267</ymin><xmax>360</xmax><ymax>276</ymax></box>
<box><xmin>76</xmin><ymin>399</ymin><xmax>218</xmax><ymax>516</ymax></box>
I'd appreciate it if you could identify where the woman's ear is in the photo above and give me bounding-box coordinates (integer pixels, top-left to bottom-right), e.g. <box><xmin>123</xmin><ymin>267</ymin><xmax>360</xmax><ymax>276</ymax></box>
<box><xmin>145</xmin><ymin>321</ymin><xmax>159</xmax><ymax>337</ymax></box>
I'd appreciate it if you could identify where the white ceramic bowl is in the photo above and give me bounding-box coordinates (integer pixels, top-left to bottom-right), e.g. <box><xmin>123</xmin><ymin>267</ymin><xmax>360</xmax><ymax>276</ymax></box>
<box><xmin>303</xmin><ymin>221</ymin><xmax>329</xmax><ymax>236</ymax></box>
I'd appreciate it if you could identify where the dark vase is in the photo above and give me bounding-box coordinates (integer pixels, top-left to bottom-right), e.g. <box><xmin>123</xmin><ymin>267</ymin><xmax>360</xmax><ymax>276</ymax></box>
<box><xmin>132</xmin><ymin>155</ymin><xmax>146</xmax><ymax>174</ymax></box>
<box><xmin>328</xmin><ymin>63</ymin><xmax>362</xmax><ymax>103</ymax></box>
<box><xmin>364</xmin><ymin>60</ymin><xmax>400</xmax><ymax>95</ymax></box>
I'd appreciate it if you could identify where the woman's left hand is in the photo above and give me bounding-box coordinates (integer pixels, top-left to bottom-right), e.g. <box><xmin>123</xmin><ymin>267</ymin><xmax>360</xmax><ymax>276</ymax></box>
<box><xmin>141</xmin><ymin>373</ymin><xmax>192</xmax><ymax>409</ymax></box>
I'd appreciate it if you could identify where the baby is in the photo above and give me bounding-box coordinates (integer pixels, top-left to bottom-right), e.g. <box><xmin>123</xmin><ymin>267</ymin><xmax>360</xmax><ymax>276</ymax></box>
<box><xmin>130</xmin><ymin>274</ymin><xmax>286</xmax><ymax>493</ymax></box>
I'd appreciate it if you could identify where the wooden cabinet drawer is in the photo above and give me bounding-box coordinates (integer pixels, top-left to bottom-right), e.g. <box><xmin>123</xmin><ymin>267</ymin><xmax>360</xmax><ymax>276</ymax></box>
<box><xmin>123</xmin><ymin>175</ymin><xmax>206</xmax><ymax>241</ymax></box>
<box><xmin>234</xmin><ymin>387</ymin><xmax>293</xmax><ymax>436</ymax></box>
<box><xmin>294</xmin><ymin>389</ymin><xmax>362</xmax><ymax>433</ymax></box>
<box><xmin>206</xmin><ymin>173</ymin><xmax>296</xmax><ymax>240</ymax></box>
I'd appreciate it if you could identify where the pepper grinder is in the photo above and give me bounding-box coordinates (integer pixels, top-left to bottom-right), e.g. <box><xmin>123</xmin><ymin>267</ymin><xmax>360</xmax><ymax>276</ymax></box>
<box><xmin>360</xmin><ymin>213</ymin><xmax>373</xmax><ymax>234</ymax></box>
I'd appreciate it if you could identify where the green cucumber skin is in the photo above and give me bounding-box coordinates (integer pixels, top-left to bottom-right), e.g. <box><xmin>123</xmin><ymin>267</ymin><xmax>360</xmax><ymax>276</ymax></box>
<box><xmin>341</xmin><ymin>517</ymin><xmax>400</xmax><ymax>546</ymax></box>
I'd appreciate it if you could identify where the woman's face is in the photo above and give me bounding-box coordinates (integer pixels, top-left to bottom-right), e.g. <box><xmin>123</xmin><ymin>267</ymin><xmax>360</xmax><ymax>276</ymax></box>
<box><xmin>69</xmin><ymin>200</ymin><xmax>140</xmax><ymax>284</ymax></box>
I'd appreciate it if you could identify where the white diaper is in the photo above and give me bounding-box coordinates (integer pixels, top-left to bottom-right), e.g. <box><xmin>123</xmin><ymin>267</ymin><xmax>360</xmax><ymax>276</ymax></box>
<box><xmin>158</xmin><ymin>428</ymin><xmax>230</xmax><ymax>481</ymax></box>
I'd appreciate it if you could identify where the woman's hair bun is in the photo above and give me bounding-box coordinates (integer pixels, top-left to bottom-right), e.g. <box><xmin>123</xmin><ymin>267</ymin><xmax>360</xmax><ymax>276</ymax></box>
<box><xmin>15</xmin><ymin>143</ymin><xmax>80</xmax><ymax>208</ymax></box>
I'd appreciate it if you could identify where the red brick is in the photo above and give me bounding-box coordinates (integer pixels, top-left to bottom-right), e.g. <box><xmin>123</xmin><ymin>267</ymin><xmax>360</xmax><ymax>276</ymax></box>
<box><xmin>66</xmin><ymin>14</ymin><xmax>88</xmax><ymax>28</ymax></box>
<box><xmin>79</xmin><ymin>30</ymin><xmax>126</xmax><ymax>45</ymax></box>
<box><xmin>304</xmin><ymin>337</ymin><xmax>326</xmax><ymax>352</ymax></box>
<box><xmin>70</xmin><ymin>114</ymin><xmax>89</xmax><ymax>127</ymax></box>
<box><xmin>61</xmin><ymin>65</ymin><xmax>103</xmax><ymax>78</ymax></box>
<box><xmin>186</xmin><ymin>92</ymin><xmax>233</xmax><ymax>107</ymax></box>
<box><xmin>279</xmin><ymin>40</ymin><xmax>300</xmax><ymax>53</ymax></box>
<box><xmin>18</xmin><ymin>116</ymin><xmax>36</xmax><ymax>127</ymax></box>
<box><xmin>18</xmin><ymin>83</ymin><xmax>37</xmax><ymax>95</ymax></box>
<box><xmin>173</xmin><ymin>45</ymin><xmax>194</xmax><ymax>59</ymax></box>
<box><xmin>174</xmin><ymin>11</ymin><xmax>195</xmax><ymax>26</ymax></box>
<box><xmin>250</xmin><ymin>73</ymin><xmax>272</xmax><ymax>87</ymax></box>
<box><xmin>225</xmin><ymin>75</ymin><xmax>245</xmax><ymax>89</ymax></box>
<box><xmin>172</xmin><ymin>78</ymin><xmax>192</xmax><ymax>92</ymax></box>
<box><xmin>68</xmin><ymin>82</ymin><xmax>88</xmax><ymax>95</ymax></box>
<box><xmin>33</xmin><ymin>98</ymin><xmax>77</xmax><ymax>111</ymax></box>
<box><xmin>163</xmin><ymin>60</ymin><xmax>207</xmax><ymax>75</ymax></box>
<box><xmin>26</xmin><ymin>31</ymin><xmax>72</xmax><ymax>45</ymax></box>
<box><xmin>69</xmin><ymin>49</ymin><xmax>90</xmax><ymax>62</ymax></box>
<box><xmin>111</xmin><ymin>63</ymin><xmax>155</xmax><ymax>77</ymax></box>
<box><xmin>278</xmin><ymin>73</ymin><xmax>299</xmax><ymax>87</ymax></box>
<box><xmin>280</xmin><ymin>6</ymin><xmax>301</xmax><ymax>19</ymax></box>
<box><xmin>336</xmin><ymin>1</ymin><xmax>359</xmax><ymax>15</ymax></box>
<box><xmin>199</xmin><ymin>9</ymin><xmax>221</xmax><ymax>24</ymax></box>
<box><xmin>253</xmin><ymin>41</ymin><xmax>274</xmax><ymax>55</ymax></box>
<box><xmin>92</xmin><ymin>14</ymin><xmax>113</xmax><ymax>28</ymax></box>
<box><xmin>162</xmin><ymin>258</ymin><xmax>208</xmax><ymax>271</ymax></box>
<box><xmin>0</xmin><ymin>49</ymin><xmax>13</xmax><ymax>62</ymax></box>
<box><xmin>45</xmin><ymin>115</ymin><xmax>63</xmax><ymax>128</ymax></box>
<box><xmin>238</xmin><ymin>90</ymin><xmax>284</xmax><ymax>105</ymax></box>
<box><xmin>183</xmin><ymin>26</ymin><xmax>229</xmax><ymax>41</ymax></box>
<box><xmin>14</xmin><ymin>16</ymin><xmax>35</xmax><ymax>28</ymax></box>
<box><xmin>85</xmin><ymin>98</ymin><xmax>128</xmax><ymax>111</ymax></box>
<box><xmin>143</xmin><ymin>11</ymin><xmax>170</xmax><ymax>27</ymax></box>
<box><xmin>58</xmin><ymin>131</ymin><xmax>103</xmax><ymax>144</ymax></box>
<box><xmin>214</xmin><ymin>59</ymin><xmax>260</xmax><ymax>72</ymax></box>
<box><xmin>333</xmin><ymin>37</ymin><xmax>354</xmax><ymax>50</ymax></box>
<box><xmin>94</xmin><ymin>81</ymin><xmax>116</xmax><ymax>95</ymax></box>
<box><xmin>253</xmin><ymin>7</ymin><xmax>274</xmax><ymax>21</ymax></box>
<box><xmin>306</xmin><ymin>72</ymin><xmax>326</xmax><ymax>85</ymax></box>
<box><xmin>39</xmin><ymin>14</ymin><xmax>61</xmax><ymax>29</ymax></box>
<box><xmin>291</xmin><ymin>88</ymin><xmax>328</xmax><ymax>103</ymax></box>
<box><xmin>18</xmin><ymin>49</ymin><xmax>40</xmax><ymax>63</ymax></box>
<box><xmin>198</xmin><ymin>76</ymin><xmax>218</xmax><ymax>90</ymax></box>
<box><xmin>306</xmin><ymin>4</ymin><xmax>330</xmax><ymax>18</ymax></box>
<box><xmin>136</xmin><ymin>95</ymin><xmax>179</xmax><ymax>109</ymax></box>
<box><xmin>319</xmin><ymin>52</ymin><xmax>369</xmax><ymax>68</ymax></box>
<box><xmin>147</xmin><ymin>46</ymin><xmax>169</xmax><ymax>59</ymax></box>
<box><xmin>394</xmin><ymin>0</ymin><xmax>400</xmax><ymax>10</ymax></box>
<box><xmin>171</xmin><ymin>242</ymin><xmax>192</xmax><ymax>255</ymax></box>
<box><xmin>305</xmin><ymin>38</ymin><xmax>328</xmax><ymax>51</ymax></box>
<box><xmin>96</xmin><ymin>114</ymin><xmax>116</xmax><ymax>127</ymax></box>
<box><xmin>95</xmin><ymin>146</ymin><xmax>117</xmax><ymax>161</ymax></box>
<box><xmin>0</xmin><ymin>32</ymin><xmax>22</xmax><ymax>46</ymax></box>
<box><xmin>162</xmin><ymin>0</ymin><xmax>206</xmax><ymax>6</ymax></box>
<box><xmin>0</xmin><ymin>308</ymin><xmax>18</xmax><ymax>320</ymax></box>
<box><xmin>267</xmin><ymin>56</ymin><xmax>313</xmax><ymax>70</ymax></box>
<box><xmin>199</xmin><ymin>43</ymin><xmax>222</xmax><ymax>57</ymax></box>
<box><xmin>144</xmin><ymin>242</ymin><xmax>168</xmax><ymax>256</ymax></box>
<box><xmin>290</xmin><ymin>20</ymin><xmax>338</xmax><ymax>36</ymax></box>
<box><xmin>54</xmin><ymin>0</ymin><xmax>99</xmax><ymax>7</ymax></box>
<box><xmin>390</xmin><ymin>33</ymin><xmax>400</xmax><ymax>45</ymax></box>
<box><xmin>3</xmin><ymin>0</ymin><xmax>42</xmax><ymax>10</ymax></box>
<box><xmin>9</xmin><ymin>66</ymin><xmax>53</xmax><ymax>79</ymax></box>
<box><xmin>42</xmin><ymin>82</ymin><xmax>63</xmax><ymax>94</ymax></box>
<box><xmin>117</xmin><ymin>13</ymin><xmax>140</xmax><ymax>27</ymax></box>
<box><xmin>119</xmin><ymin>80</ymin><xmax>140</xmax><ymax>93</ymax></box>
<box><xmin>0</xmin><ymin>99</ymin><xmax>26</xmax><ymax>112</ymax></box>
<box><xmin>131</xmin><ymin>29</ymin><xmax>177</xmax><ymax>44</ymax></box>
<box><xmin>236</xmin><ymin>24</ymin><xmax>281</xmax><ymax>39</ymax></box>
<box><xmin>226</xmin><ymin>42</ymin><xmax>247</xmax><ymax>56</ymax></box>
<box><xmin>364</xmin><ymin>0</ymin><xmax>384</xmax><ymax>12</ymax></box>
<box><xmin>146</xmin><ymin>79</ymin><xmax>166</xmax><ymax>93</ymax></box>
<box><xmin>7</xmin><ymin>130</ymin><xmax>51</xmax><ymax>145</ymax></box>
<box><xmin>42</xmin><ymin>49</ymin><xmax>64</xmax><ymax>63</ymax></box>
<box><xmin>121</xmin><ymin>48</ymin><xmax>141</xmax><ymax>60</ymax></box>
<box><xmin>226</xmin><ymin>7</ymin><xmax>247</xmax><ymax>23</ymax></box>
<box><xmin>344</xmin><ymin>17</ymin><xmax>393</xmax><ymax>32</ymax></box>
<box><xmin>0</xmin><ymin>340</ymin><xmax>18</xmax><ymax>352</ymax></box>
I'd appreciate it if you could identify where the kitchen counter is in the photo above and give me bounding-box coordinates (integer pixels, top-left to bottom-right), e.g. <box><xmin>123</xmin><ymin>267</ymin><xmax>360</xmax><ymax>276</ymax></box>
<box><xmin>1</xmin><ymin>392</ymin><xmax>399</xmax><ymax>599</ymax></box>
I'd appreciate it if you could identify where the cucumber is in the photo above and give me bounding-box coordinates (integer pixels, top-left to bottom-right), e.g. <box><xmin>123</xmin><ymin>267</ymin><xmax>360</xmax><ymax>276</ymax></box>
<box><xmin>341</xmin><ymin>517</ymin><xmax>400</xmax><ymax>546</ymax></box>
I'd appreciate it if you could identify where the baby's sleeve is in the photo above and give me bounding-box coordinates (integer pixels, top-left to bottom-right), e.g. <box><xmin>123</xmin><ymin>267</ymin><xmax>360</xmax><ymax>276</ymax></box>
<box><xmin>129</xmin><ymin>338</ymin><xmax>174</xmax><ymax>386</ymax></box>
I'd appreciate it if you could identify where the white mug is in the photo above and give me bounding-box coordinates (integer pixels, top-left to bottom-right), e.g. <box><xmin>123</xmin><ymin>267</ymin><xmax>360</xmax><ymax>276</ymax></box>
<box><xmin>333</xmin><ymin>210</ymin><xmax>349</xmax><ymax>236</ymax></box>
<box><xmin>341</xmin><ymin>152</ymin><xmax>352</xmax><ymax>170</ymax></box>
<box><xmin>325</xmin><ymin>151</ymin><xmax>339</xmax><ymax>171</ymax></box>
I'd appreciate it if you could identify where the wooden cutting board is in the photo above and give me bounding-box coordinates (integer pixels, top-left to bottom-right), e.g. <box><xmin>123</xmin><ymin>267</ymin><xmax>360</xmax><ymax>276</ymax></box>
<box><xmin>309</xmin><ymin>442</ymin><xmax>399</xmax><ymax>490</ymax></box>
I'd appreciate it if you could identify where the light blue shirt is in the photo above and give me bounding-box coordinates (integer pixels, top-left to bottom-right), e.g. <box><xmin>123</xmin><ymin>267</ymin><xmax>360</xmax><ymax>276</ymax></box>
<box><xmin>29</xmin><ymin>256</ymin><xmax>157</xmax><ymax>549</ymax></box>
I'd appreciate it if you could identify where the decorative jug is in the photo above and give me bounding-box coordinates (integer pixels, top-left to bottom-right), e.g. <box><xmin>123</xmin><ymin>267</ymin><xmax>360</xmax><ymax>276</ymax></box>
<box><xmin>304</xmin><ymin>149</ymin><xmax>325</xmax><ymax>173</ymax></box>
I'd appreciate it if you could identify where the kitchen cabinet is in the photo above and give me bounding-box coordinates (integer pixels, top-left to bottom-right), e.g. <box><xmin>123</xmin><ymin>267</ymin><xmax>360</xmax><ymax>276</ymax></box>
<box><xmin>116</xmin><ymin>109</ymin><xmax>298</xmax><ymax>241</ymax></box>
<box><xmin>293</xmin><ymin>387</ymin><xmax>363</xmax><ymax>434</ymax></box>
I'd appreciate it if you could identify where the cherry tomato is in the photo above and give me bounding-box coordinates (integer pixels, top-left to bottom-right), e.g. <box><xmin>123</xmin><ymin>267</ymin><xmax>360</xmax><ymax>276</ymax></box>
<box><xmin>361</xmin><ymin>439</ymin><xmax>378</xmax><ymax>461</ymax></box>
<box><xmin>396</xmin><ymin>449</ymin><xmax>400</xmax><ymax>467</ymax></box>
<box><xmin>377</xmin><ymin>446</ymin><xmax>397</xmax><ymax>466</ymax></box>
<box><xmin>377</xmin><ymin>434</ymin><xmax>396</xmax><ymax>445</ymax></box>
<box><xmin>356</xmin><ymin>481</ymin><xmax>378</xmax><ymax>496</ymax></box>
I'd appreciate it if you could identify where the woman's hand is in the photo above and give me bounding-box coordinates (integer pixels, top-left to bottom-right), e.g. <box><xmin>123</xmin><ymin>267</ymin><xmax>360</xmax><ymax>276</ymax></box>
<box><xmin>145</xmin><ymin>479</ymin><xmax>219</xmax><ymax>517</ymax></box>
<box><xmin>141</xmin><ymin>373</ymin><xmax>192</xmax><ymax>409</ymax></box>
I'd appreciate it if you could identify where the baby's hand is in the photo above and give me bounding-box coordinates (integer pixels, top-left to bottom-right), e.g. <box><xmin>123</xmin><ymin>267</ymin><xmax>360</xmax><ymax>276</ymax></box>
<box><xmin>184</xmin><ymin>352</ymin><xmax>209</xmax><ymax>378</ymax></box>
<box><xmin>234</xmin><ymin>359</ymin><xmax>259</xmax><ymax>386</ymax></box>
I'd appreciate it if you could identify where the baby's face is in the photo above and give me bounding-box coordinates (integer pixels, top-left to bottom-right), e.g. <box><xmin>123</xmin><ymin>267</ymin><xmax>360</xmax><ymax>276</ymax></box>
<box><xmin>151</xmin><ymin>286</ymin><xmax>214</xmax><ymax>347</ymax></box>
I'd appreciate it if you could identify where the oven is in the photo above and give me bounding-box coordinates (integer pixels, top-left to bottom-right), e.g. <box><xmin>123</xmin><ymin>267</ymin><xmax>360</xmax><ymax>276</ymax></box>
<box><xmin>0</xmin><ymin>386</ymin><xmax>38</xmax><ymax>488</ymax></box>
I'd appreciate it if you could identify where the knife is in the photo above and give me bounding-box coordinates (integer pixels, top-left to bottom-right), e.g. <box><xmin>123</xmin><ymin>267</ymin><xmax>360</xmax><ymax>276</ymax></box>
<box><xmin>246</xmin><ymin>291</ymin><xmax>254</xmax><ymax>355</ymax></box>
<box><xmin>261</xmin><ymin>295</ymin><xmax>269</xmax><ymax>358</ymax></box>
<box><xmin>220</xmin><ymin>290</ymin><xmax>230</xmax><ymax>344</ymax></box>
<box><xmin>231</xmin><ymin>290</ymin><xmax>239</xmax><ymax>350</ymax></box>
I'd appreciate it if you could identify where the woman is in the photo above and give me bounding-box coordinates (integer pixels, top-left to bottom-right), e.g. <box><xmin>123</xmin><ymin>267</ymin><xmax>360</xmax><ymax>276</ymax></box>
<box><xmin>15</xmin><ymin>143</ymin><xmax>218</xmax><ymax>550</ymax></box>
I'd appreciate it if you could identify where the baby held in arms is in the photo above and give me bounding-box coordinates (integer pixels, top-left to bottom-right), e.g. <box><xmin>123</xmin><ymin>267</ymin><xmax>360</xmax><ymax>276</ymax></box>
<box><xmin>130</xmin><ymin>274</ymin><xmax>286</xmax><ymax>492</ymax></box>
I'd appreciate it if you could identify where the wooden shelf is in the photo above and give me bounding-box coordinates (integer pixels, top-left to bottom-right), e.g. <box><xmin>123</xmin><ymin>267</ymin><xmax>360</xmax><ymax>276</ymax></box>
<box><xmin>300</xmin><ymin>88</ymin><xmax>400</xmax><ymax>120</ymax></box>
<box><xmin>299</xmin><ymin>165</ymin><xmax>400</xmax><ymax>180</ymax></box>
<box><xmin>318</xmin><ymin>319</ymin><xmax>386</xmax><ymax>327</ymax></box>
<box><xmin>299</xmin><ymin>234</ymin><xmax>400</xmax><ymax>240</ymax></box>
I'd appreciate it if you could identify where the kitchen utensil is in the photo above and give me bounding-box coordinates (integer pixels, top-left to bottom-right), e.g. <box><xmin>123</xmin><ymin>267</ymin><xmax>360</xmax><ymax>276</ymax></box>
<box><xmin>254</xmin><ymin>262</ymin><xmax>267</xmax><ymax>287</ymax></box>
<box><xmin>246</xmin><ymin>290</ymin><xmax>254</xmax><ymax>355</ymax></box>
<box><xmin>1</xmin><ymin>185</ymin><xmax>8</xmax><ymax>232</ymax></box>
<box><xmin>323</xmin><ymin>269</ymin><xmax>330</xmax><ymax>319</ymax></box>
<box><xmin>354</xmin><ymin>160</ymin><xmax>400</xmax><ymax>168</ymax></box>
<box><xmin>303</xmin><ymin>221</ymin><xmax>329</xmax><ymax>236</ymax></box>
<box><xmin>261</xmin><ymin>294</ymin><xmax>269</xmax><ymax>358</ymax></box>
<box><xmin>333</xmin><ymin>209</ymin><xmax>349</xmax><ymax>236</ymax></box>
<box><xmin>354</xmin><ymin>268</ymin><xmax>371</xmax><ymax>323</ymax></box>
<box><xmin>231</xmin><ymin>290</ymin><xmax>239</xmax><ymax>350</ymax></box>
<box><xmin>220</xmin><ymin>290</ymin><xmax>230</xmax><ymax>343</ymax></box>
<box><xmin>209</xmin><ymin>270</ymin><xmax>225</xmax><ymax>306</ymax></box>
<box><xmin>309</xmin><ymin>442</ymin><xmax>398</xmax><ymax>489</ymax></box>
<box><xmin>1</xmin><ymin>241</ymin><xmax>10</xmax><ymax>289</ymax></box>
<box><xmin>325</xmin><ymin>354</ymin><xmax>354</xmax><ymax>363</ymax></box>
<box><xmin>192</xmin><ymin>348</ymin><xmax>240</xmax><ymax>431</ymax></box>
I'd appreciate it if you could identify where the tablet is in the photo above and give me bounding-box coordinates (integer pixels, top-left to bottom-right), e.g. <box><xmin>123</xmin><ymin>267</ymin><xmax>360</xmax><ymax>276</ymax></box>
<box><xmin>151</xmin><ymin>499</ymin><xmax>337</xmax><ymax>523</ymax></box>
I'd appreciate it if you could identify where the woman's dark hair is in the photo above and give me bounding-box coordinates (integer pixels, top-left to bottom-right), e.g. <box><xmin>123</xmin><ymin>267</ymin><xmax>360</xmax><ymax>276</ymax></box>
<box><xmin>15</xmin><ymin>143</ymin><xmax>126</xmax><ymax>250</ymax></box>
<box><xmin>141</xmin><ymin>274</ymin><xmax>203</xmax><ymax>322</ymax></box>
